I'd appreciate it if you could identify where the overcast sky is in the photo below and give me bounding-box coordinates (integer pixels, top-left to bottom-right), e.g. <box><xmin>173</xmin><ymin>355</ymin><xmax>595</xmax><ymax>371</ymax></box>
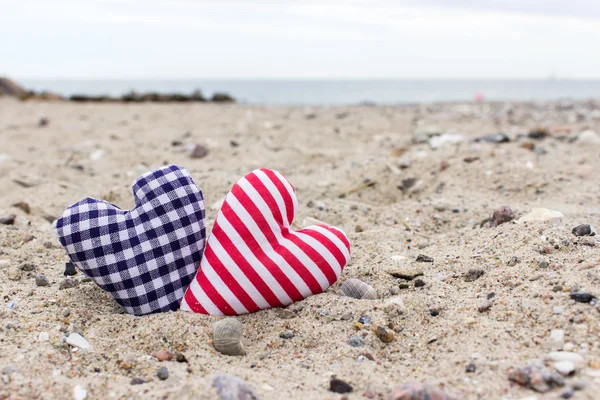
<box><xmin>2</xmin><ymin>0</ymin><xmax>600</xmax><ymax>79</ymax></box>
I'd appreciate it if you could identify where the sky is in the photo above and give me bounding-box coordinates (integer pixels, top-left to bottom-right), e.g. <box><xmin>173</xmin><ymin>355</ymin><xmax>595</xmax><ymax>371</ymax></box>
<box><xmin>2</xmin><ymin>0</ymin><xmax>600</xmax><ymax>80</ymax></box>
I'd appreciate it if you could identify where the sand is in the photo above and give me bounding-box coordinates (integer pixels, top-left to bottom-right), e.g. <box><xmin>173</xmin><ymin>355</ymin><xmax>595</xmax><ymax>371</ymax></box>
<box><xmin>1</xmin><ymin>98</ymin><xmax>600</xmax><ymax>399</ymax></box>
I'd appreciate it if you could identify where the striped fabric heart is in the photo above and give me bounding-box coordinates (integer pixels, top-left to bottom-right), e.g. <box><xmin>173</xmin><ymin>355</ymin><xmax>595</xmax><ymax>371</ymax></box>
<box><xmin>181</xmin><ymin>168</ymin><xmax>350</xmax><ymax>315</ymax></box>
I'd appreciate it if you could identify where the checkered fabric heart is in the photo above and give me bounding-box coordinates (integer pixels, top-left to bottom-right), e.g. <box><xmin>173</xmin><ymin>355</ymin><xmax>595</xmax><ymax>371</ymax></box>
<box><xmin>181</xmin><ymin>168</ymin><xmax>351</xmax><ymax>316</ymax></box>
<box><xmin>55</xmin><ymin>165</ymin><xmax>206</xmax><ymax>316</ymax></box>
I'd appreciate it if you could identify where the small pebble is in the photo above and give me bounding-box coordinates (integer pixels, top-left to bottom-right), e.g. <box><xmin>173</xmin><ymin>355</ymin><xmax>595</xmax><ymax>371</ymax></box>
<box><xmin>358</xmin><ymin>316</ymin><xmax>371</xmax><ymax>325</ymax></box>
<box><xmin>63</xmin><ymin>262</ymin><xmax>77</xmax><ymax>276</ymax></box>
<box><xmin>466</xmin><ymin>362</ymin><xmax>476</xmax><ymax>373</ymax></box>
<box><xmin>348</xmin><ymin>336</ymin><xmax>365</xmax><ymax>347</ymax></box>
<box><xmin>572</xmin><ymin>224</ymin><xmax>596</xmax><ymax>237</ymax></box>
<box><xmin>414</xmin><ymin>279</ymin><xmax>426</xmax><ymax>287</ymax></box>
<box><xmin>570</xmin><ymin>292</ymin><xmax>594</xmax><ymax>303</ymax></box>
<box><xmin>415</xmin><ymin>254</ymin><xmax>434</xmax><ymax>263</ymax></box>
<box><xmin>329</xmin><ymin>378</ymin><xmax>353</xmax><ymax>394</ymax></box>
<box><xmin>59</xmin><ymin>278</ymin><xmax>79</xmax><ymax>290</ymax></box>
<box><xmin>508</xmin><ymin>256</ymin><xmax>520</xmax><ymax>266</ymax></box>
<box><xmin>478</xmin><ymin>300</ymin><xmax>493</xmax><ymax>313</ymax></box>
<box><xmin>560</xmin><ymin>387</ymin><xmax>575</xmax><ymax>399</ymax></box>
<box><xmin>373</xmin><ymin>326</ymin><xmax>394</xmax><ymax>343</ymax></box>
<box><xmin>538</xmin><ymin>258</ymin><xmax>548</xmax><ymax>268</ymax></box>
<box><xmin>213</xmin><ymin>374</ymin><xmax>260</xmax><ymax>400</ymax></box>
<box><xmin>464</xmin><ymin>269</ymin><xmax>484</xmax><ymax>282</ymax></box>
<box><xmin>156</xmin><ymin>366</ymin><xmax>169</xmax><ymax>380</ymax></box>
<box><xmin>280</xmin><ymin>331</ymin><xmax>294</xmax><ymax>339</ymax></box>
<box><xmin>551</xmin><ymin>305</ymin><xmax>565</xmax><ymax>315</ymax></box>
<box><xmin>274</xmin><ymin>308</ymin><xmax>296</xmax><ymax>319</ymax></box>
<box><xmin>190</xmin><ymin>144</ymin><xmax>209</xmax><ymax>158</ymax></box>
<box><xmin>19</xmin><ymin>263</ymin><xmax>36</xmax><ymax>272</ymax></box>
<box><xmin>7</xmin><ymin>268</ymin><xmax>22</xmax><ymax>281</ymax></box>
<box><xmin>39</xmin><ymin>332</ymin><xmax>49</xmax><ymax>342</ymax></box>
<box><xmin>152</xmin><ymin>350</ymin><xmax>173</xmax><ymax>361</ymax></box>
<box><xmin>130</xmin><ymin>377</ymin><xmax>145</xmax><ymax>385</ymax></box>
<box><xmin>553</xmin><ymin>361</ymin><xmax>576</xmax><ymax>376</ymax></box>
<box><xmin>63</xmin><ymin>309</ymin><xmax>71</xmax><ymax>317</ymax></box>
<box><xmin>387</xmin><ymin>268</ymin><xmax>424</xmax><ymax>280</ymax></box>
<box><xmin>175</xmin><ymin>353</ymin><xmax>188</xmax><ymax>363</ymax></box>
<box><xmin>35</xmin><ymin>274</ymin><xmax>50</xmax><ymax>287</ymax></box>
<box><xmin>429</xmin><ymin>307</ymin><xmax>440</xmax><ymax>317</ymax></box>
<box><xmin>0</xmin><ymin>215</ymin><xmax>15</xmax><ymax>225</ymax></box>
<box><xmin>489</xmin><ymin>205</ymin><xmax>515</xmax><ymax>227</ymax></box>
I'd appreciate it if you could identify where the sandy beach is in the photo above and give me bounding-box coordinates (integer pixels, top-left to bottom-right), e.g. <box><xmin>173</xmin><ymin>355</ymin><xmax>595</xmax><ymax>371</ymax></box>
<box><xmin>1</xmin><ymin>98</ymin><xmax>600</xmax><ymax>399</ymax></box>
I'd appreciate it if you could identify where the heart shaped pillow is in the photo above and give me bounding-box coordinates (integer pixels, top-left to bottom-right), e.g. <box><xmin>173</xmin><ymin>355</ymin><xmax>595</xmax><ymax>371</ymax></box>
<box><xmin>55</xmin><ymin>165</ymin><xmax>206</xmax><ymax>316</ymax></box>
<box><xmin>181</xmin><ymin>168</ymin><xmax>350</xmax><ymax>315</ymax></box>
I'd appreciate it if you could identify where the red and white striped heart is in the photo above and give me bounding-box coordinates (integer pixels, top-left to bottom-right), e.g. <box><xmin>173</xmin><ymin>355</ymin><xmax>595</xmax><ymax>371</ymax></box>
<box><xmin>181</xmin><ymin>168</ymin><xmax>350</xmax><ymax>315</ymax></box>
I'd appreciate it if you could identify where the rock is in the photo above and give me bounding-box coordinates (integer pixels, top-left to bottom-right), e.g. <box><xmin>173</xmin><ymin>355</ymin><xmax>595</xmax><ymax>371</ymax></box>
<box><xmin>475</xmin><ymin>133</ymin><xmax>510</xmax><ymax>143</ymax></box>
<box><xmin>570</xmin><ymin>292</ymin><xmax>594</xmax><ymax>303</ymax></box>
<box><xmin>560</xmin><ymin>387</ymin><xmax>575</xmax><ymax>399</ymax></box>
<box><xmin>274</xmin><ymin>309</ymin><xmax>296</xmax><ymax>319</ymax></box>
<box><xmin>64</xmin><ymin>262</ymin><xmax>77</xmax><ymax>276</ymax></box>
<box><xmin>572</xmin><ymin>224</ymin><xmax>596</xmax><ymax>237</ymax></box>
<box><xmin>38</xmin><ymin>117</ymin><xmax>50</xmax><ymax>127</ymax></box>
<box><xmin>489</xmin><ymin>206</ymin><xmax>515</xmax><ymax>227</ymax></box>
<box><xmin>348</xmin><ymin>336</ymin><xmax>365</xmax><ymax>347</ymax></box>
<box><xmin>464</xmin><ymin>269</ymin><xmax>484</xmax><ymax>282</ymax></box>
<box><xmin>213</xmin><ymin>374</ymin><xmax>261</xmax><ymax>400</ymax></box>
<box><xmin>538</xmin><ymin>258</ymin><xmax>548</xmax><ymax>268</ymax></box>
<box><xmin>157</xmin><ymin>366</ymin><xmax>169</xmax><ymax>380</ymax></box>
<box><xmin>387</xmin><ymin>267</ymin><xmax>423</xmax><ymax>280</ymax></box>
<box><xmin>211</xmin><ymin>93</ymin><xmax>235</xmax><ymax>102</ymax></box>
<box><xmin>508</xmin><ymin>365</ymin><xmax>564</xmax><ymax>393</ymax></box>
<box><xmin>19</xmin><ymin>263</ymin><xmax>36</xmax><ymax>272</ymax></box>
<box><xmin>466</xmin><ymin>362</ymin><xmax>476</xmax><ymax>373</ymax></box>
<box><xmin>373</xmin><ymin>326</ymin><xmax>394</xmax><ymax>343</ymax></box>
<box><xmin>415</xmin><ymin>254</ymin><xmax>434</xmax><ymax>263</ymax></box>
<box><xmin>279</xmin><ymin>331</ymin><xmax>294</xmax><ymax>339</ymax></box>
<box><xmin>463</xmin><ymin>156</ymin><xmax>480</xmax><ymax>163</ymax></box>
<box><xmin>130</xmin><ymin>377</ymin><xmax>145</xmax><ymax>385</ymax></box>
<box><xmin>383</xmin><ymin>296</ymin><xmax>406</xmax><ymax>314</ymax></box>
<box><xmin>414</xmin><ymin>279</ymin><xmax>425</xmax><ymax>287</ymax></box>
<box><xmin>576</xmin><ymin>130</ymin><xmax>600</xmax><ymax>146</ymax></box>
<box><xmin>175</xmin><ymin>353</ymin><xmax>188</xmax><ymax>363</ymax></box>
<box><xmin>553</xmin><ymin>361</ymin><xmax>576</xmax><ymax>376</ymax></box>
<box><xmin>66</xmin><ymin>333</ymin><xmax>91</xmax><ymax>350</ymax></box>
<box><xmin>478</xmin><ymin>300</ymin><xmax>493</xmax><ymax>313</ymax></box>
<box><xmin>7</xmin><ymin>267</ymin><xmax>22</xmax><ymax>281</ymax></box>
<box><xmin>59</xmin><ymin>278</ymin><xmax>79</xmax><ymax>290</ymax></box>
<box><xmin>545</xmin><ymin>352</ymin><xmax>584</xmax><ymax>367</ymax></box>
<box><xmin>329</xmin><ymin>378</ymin><xmax>353</xmax><ymax>394</ymax></box>
<box><xmin>508</xmin><ymin>256</ymin><xmax>520</xmax><ymax>266</ymax></box>
<box><xmin>190</xmin><ymin>144</ymin><xmax>209</xmax><ymax>159</ymax></box>
<box><xmin>428</xmin><ymin>133</ymin><xmax>464</xmax><ymax>149</ymax></box>
<box><xmin>152</xmin><ymin>350</ymin><xmax>173</xmax><ymax>361</ymax></box>
<box><xmin>35</xmin><ymin>274</ymin><xmax>50</xmax><ymax>287</ymax></box>
<box><xmin>388</xmin><ymin>383</ymin><xmax>456</xmax><ymax>400</ymax></box>
<box><xmin>0</xmin><ymin>78</ymin><xmax>27</xmax><ymax>97</ymax></box>
<box><xmin>517</xmin><ymin>208</ymin><xmax>564</xmax><ymax>223</ymax></box>
<box><xmin>12</xmin><ymin>201</ymin><xmax>31</xmax><ymax>214</ymax></box>
<box><xmin>73</xmin><ymin>385</ymin><xmax>87</xmax><ymax>400</ymax></box>
<box><xmin>528</xmin><ymin>127</ymin><xmax>550</xmax><ymax>140</ymax></box>
<box><xmin>0</xmin><ymin>215</ymin><xmax>15</xmax><ymax>225</ymax></box>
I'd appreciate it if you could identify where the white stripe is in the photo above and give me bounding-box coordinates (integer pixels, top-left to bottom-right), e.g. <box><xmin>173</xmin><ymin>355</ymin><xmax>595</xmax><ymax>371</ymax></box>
<box><xmin>238</xmin><ymin>177</ymin><xmax>330</xmax><ymax>291</ymax></box>
<box><xmin>271</xmin><ymin>170</ymin><xmax>298</xmax><ymax>225</ymax></box>
<box><xmin>310</xmin><ymin>225</ymin><xmax>351</xmax><ymax>262</ymax></box>
<box><xmin>217</xmin><ymin>212</ymin><xmax>292</xmax><ymax>305</ymax></box>
<box><xmin>181</xmin><ymin>273</ymin><xmax>223</xmax><ymax>316</ymax></box>
<box><xmin>254</xmin><ymin>170</ymin><xmax>289</xmax><ymax>228</ymax></box>
<box><xmin>227</xmin><ymin>192</ymin><xmax>313</xmax><ymax>298</ymax></box>
<box><xmin>209</xmin><ymin>237</ymin><xmax>271</xmax><ymax>309</ymax></box>
<box><xmin>202</xmin><ymin>258</ymin><xmax>249</xmax><ymax>315</ymax></box>
<box><xmin>293</xmin><ymin>230</ymin><xmax>343</xmax><ymax>277</ymax></box>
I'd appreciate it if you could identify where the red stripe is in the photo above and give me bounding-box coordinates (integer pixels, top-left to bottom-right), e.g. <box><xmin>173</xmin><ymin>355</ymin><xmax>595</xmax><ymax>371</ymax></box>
<box><xmin>221</xmin><ymin>196</ymin><xmax>304</xmax><ymax>302</ymax></box>
<box><xmin>247</xmin><ymin>173</ymin><xmax>337</xmax><ymax>286</ymax></box>
<box><xmin>261</xmin><ymin>169</ymin><xmax>295</xmax><ymax>226</ymax></box>
<box><xmin>211</xmin><ymin>222</ymin><xmax>283</xmax><ymax>309</ymax></box>
<box><xmin>300</xmin><ymin>228</ymin><xmax>347</xmax><ymax>269</ymax></box>
<box><xmin>203</xmin><ymin>242</ymin><xmax>259</xmax><ymax>313</ymax></box>
<box><xmin>240</xmin><ymin>175</ymin><xmax>323</xmax><ymax>294</ymax></box>
<box><xmin>322</xmin><ymin>225</ymin><xmax>351</xmax><ymax>253</ymax></box>
<box><xmin>183</xmin><ymin>286</ymin><xmax>207</xmax><ymax>314</ymax></box>
<box><xmin>195</xmin><ymin>267</ymin><xmax>236</xmax><ymax>315</ymax></box>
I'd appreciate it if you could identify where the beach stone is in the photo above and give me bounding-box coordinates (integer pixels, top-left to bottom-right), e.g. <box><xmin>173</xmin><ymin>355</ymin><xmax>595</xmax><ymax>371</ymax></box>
<box><xmin>489</xmin><ymin>206</ymin><xmax>515</xmax><ymax>227</ymax></box>
<box><xmin>190</xmin><ymin>144</ymin><xmax>209</xmax><ymax>159</ymax></box>
<box><xmin>508</xmin><ymin>256</ymin><xmax>520</xmax><ymax>266</ymax></box>
<box><xmin>73</xmin><ymin>385</ymin><xmax>87</xmax><ymax>400</ymax></box>
<box><xmin>570</xmin><ymin>292</ymin><xmax>594</xmax><ymax>303</ymax></box>
<box><xmin>157</xmin><ymin>366</ymin><xmax>169</xmax><ymax>380</ymax></box>
<box><xmin>274</xmin><ymin>308</ymin><xmax>296</xmax><ymax>319</ymax></box>
<box><xmin>478</xmin><ymin>300</ymin><xmax>493</xmax><ymax>313</ymax></box>
<box><xmin>545</xmin><ymin>351</ymin><xmax>584</xmax><ymax>367</ymax></box>
<box><xmin>464</xmin><ymin>269</ymin><xmax>484</xmax><ymax>282</ymax></box>
<box><xmin>388</xmin><ymin>383</ymin><xmax>455</xmax><ymax>400</ymax></box>
<box><xmin>553</xmin><ymin>361</ymin><xmax>576</xmax><ymax>376</ymax></box>
<box><xmin>19</xmin><ymin>263</ymin><xmax>36</xmax><ymax>272</ymax></box>
<box><xmin>279</xmin><ymin>331</ymin><xmax>294</xmax><ymax>339</ymax></box>
<box><xmin>414</xmin><ymin>279</ymin><xmax>426</xmax><ymax>287</ymax></box>
<box><xmin>59</xmin><ymin>278</ymin><xmax>79</xmax><ymax>290</ymax></box>
<box><xmin>517</xmin><ymin>208</ymin><xmax>564</xmax><ymax>223</ymax></box>
<box><xmin>576</xmin><ymin>130</ymin><xmax>600</xmax><ymax>146</ymax></box>
<box><xmin>383</xmin><ymin>296</ymin><xmax>406</xmax><ymax>314</ymax></box>
<box><xmin>415</xmin><ymin>254</ymin><xmax>434</xmax><ymax>263</ymax></box>
<box><xmin>0</xmin><ymin>215</ymin><xmax>15</xmax><ymax>225</ymax></box>
<box><xmin>175</xmin><ymin>353</ymin><xmax>188</xmax><ymax>363</ymax></box>
<box><xmin>572</xmin><ymin>224</ymin><xmax>596</xmax><ymax>237</ymax></box>
<box><xmin>387</xmin><ymin>267</ymin><xmax>423</xmax><ymax>280</ymax></box>
<box><xmin>552</xmin><ymin>306</ymin><xmax>565</xmax><ymax>315</ymax></box>
<box><xmin>213</xmin><ymin>374</ymin><xmax>261</xmax><ymax>400</ymax></box>
<box><xmin>152</xmin><ymin>350</ymin><xmax>173</xmax><ymax>361</ymax></box>
<box><xmin>373</xmin><ymin>326</ymin><xmax>394</xmax><ymax>343</ymax></box>
<box><xmin>560</xmin><ymin>387</ymin><xmax>575</xmax><ymax>399</ymax></box>
<box><xmin>0</xmin><ymin>260</ymin><xmax>9</xmax><ymax>269</ymax></box>
<box><xmin>466</xmin><ymin>362</ymin><xmax>476</xmax><ymax>373</ymax></box>
<box><xmin>7</xmin><ymin>267</ymin><xmax>22</xmax><ymax>281</ymax></box>
<box><xmin>63</xmin><ymin>262</ymin><xmax>77</xmax><ymax>276</ymax></box>
<box><xmin>348</xmin><ymin>336</ymin><xmax>365</xmax><ymax>347</ymax></box>
<box><xmin>329</xmin><ymin>378</ymin><xmax>353</xmax><ymax>394</ymax></box>
<box><xmin>130</xmin><ymin>377</ymin><xmax>145</xmax><ymax>385</ymax></box>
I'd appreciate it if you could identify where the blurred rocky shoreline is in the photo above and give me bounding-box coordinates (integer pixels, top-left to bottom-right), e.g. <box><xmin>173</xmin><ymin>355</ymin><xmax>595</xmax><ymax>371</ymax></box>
<box><xmin>0</xmin><ymin>77</ymin><xmax>235</xmax><ymax>103</ymax></box>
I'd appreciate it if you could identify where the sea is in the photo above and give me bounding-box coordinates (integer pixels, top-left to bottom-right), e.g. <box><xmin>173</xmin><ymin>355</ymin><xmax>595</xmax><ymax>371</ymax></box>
<box><xmin>20</xmin><ymin>79</ymin><xmax>600</xmax><ymax>105</ymax></box>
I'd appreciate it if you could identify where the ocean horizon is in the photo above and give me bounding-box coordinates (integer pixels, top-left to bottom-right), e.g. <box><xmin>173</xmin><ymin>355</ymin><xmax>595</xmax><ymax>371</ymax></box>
<box><xmin>20</xmin><ymin>79</ymin><xmax>600</xmax><ymax>105</ymax></box>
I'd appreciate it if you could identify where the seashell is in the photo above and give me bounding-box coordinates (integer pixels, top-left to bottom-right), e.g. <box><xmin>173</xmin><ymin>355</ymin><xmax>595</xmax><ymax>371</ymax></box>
<box><xmin>340</xmin><ymin>278</ymin><xmax>378</xmax><ymax>300</ymax></box>
<box><xmin>388</xmin><ymin>383</ymin><xmax>456</xmax><ymax>400</ymax></box>
<box><xmin>213</xmin><ymin>318</ymin><xmax>246</xmax><ymax>356</ymax></box>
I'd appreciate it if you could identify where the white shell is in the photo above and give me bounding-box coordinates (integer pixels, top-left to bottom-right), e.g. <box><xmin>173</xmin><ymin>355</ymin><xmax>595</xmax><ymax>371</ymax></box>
<box><xmin>213</xmin><ymin>318</ymin><xmax>246</xmax><ymax>356</ymax></box>
<box><xmin>340</xmin><ymin>278</ymin><xmax>378</xmax><ymax>300</ymax></box>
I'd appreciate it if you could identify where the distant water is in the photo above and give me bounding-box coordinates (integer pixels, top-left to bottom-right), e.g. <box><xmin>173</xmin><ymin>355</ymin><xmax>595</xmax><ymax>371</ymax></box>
<box><xmin>21</xmin><ymin>79</ymin><xmax>600</xmax><ymax>105</ymax></box>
